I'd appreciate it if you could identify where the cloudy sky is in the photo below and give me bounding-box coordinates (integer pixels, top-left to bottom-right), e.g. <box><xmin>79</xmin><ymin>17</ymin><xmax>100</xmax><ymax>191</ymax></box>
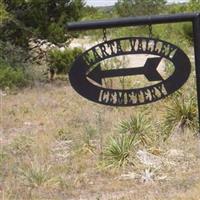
<box><xmin>86</xmin><ymin>0</ymin><xmax>189</xmax><ymax>7</ymax></box>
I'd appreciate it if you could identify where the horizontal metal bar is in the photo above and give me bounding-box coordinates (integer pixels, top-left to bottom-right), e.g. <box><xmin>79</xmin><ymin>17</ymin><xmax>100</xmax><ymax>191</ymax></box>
<box><xmin>67</xmin><ymin>13</ymin><xmax>200</xmax><ymax>31</ymax></box>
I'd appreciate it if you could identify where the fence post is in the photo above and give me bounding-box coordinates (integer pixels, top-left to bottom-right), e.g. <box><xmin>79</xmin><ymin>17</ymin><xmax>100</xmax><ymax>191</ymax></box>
<box><xmin>193</xmin><ymin>14</ymin><xmax>200</xmax><ymax>134</ymax></box>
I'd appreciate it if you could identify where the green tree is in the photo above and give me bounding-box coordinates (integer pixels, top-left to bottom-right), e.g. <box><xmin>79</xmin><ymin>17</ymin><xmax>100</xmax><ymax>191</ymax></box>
<box><xmin>0</xmin><ymin>1</ymin><xmax>9</xmax><ymax>23</ymax></box>
<box><xmin>115</xmin><ymin>0</ymin><xmax>166</xmax><ymax>17</ymax></box>
<box><xmin>1</xmin><ymin>0</ymin><xmax>85</xmax><ymax>46</ymax></box>
<box><xmin>187</xmin><ymin>0</ymin><xmax>200</xmax><ymax>11</ymax></box>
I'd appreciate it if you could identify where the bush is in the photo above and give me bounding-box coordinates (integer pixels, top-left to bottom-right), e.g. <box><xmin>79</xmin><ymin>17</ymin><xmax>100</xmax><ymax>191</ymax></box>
<box><xmin>163</xmin><ymin>96</ymin><xmax>197</xmax><ymax>137</ymax></box>
<box><xmin>0</xmin><ymin>41</ymin><xmax>29</xmax><ymax>89</ymax></box>
<box><xmin>0</xmin><ymin>62</ymin><xmax>27</xmax><ymax>89</ymax></box>
<box><xmin>182</xmin><ymin>23</ymin><xmax>193</xmax><ymax>44</ymax></box>
<box><xmin>119</xmin><ymin>114</ymin><xmax>152</xmax><ymax>146</ymax></box>
<box><xmin>48</xmin><ymin>47</ymin><xmax>83</xmax><ymax>74</ymax></box>
<box><xmin>0</xmin><ymin>41</ymin><xmax>28</xmax><ymax>69</ymax></box>
<box><xmin>104</xmin><ymin>134</ymin><xmax>136</xmax><ymax>167</ymax></box>
<box><xmin>0</xmin><ymin>2</ymin><xmax>9</xmax><ymax>23</ymax></box>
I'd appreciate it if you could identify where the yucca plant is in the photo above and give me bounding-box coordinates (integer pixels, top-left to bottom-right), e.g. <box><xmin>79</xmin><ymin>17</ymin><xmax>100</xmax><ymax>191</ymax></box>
<box><xmin>163</xmin><ymin>96</ymin><xmax>197</xmax><ymax>137</ymax></box>
<box><xmin>104</xmin><ymin>134</ymin><xmax>136</xmax><ymax>167</ymax></box>
<box><xmin>18</xmin><ymin>161</ymin><xmax>58</xmax><ymax>189</ymax></box>
<box><xmin>118</xmin><ymin>114</ymin><xmax>151</xmax><ymax>145</ymax></box>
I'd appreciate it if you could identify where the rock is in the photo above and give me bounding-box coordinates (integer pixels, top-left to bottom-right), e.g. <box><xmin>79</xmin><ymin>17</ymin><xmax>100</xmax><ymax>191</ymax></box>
<box><xmin>40</xmin><ymin>43</ymin><xmax>48</xmax><ymax>51</ymax></box>
<box><xmin>0</xmin><ymin>90</ymin><xmax>7</xmax><ymax>96</ymax></box>
<box><xmin>28</xmin><ymin>38</ymin><xmax>60</xmax><ymax>64</ymax></box>
<box><xmin>136</xmin><ymin>149</ymin><xmax>162</xmax><ymax>167</ymax></box>
<box><xmin>24</xmin><ymin>121</ymin><xmax>32</xmax><ymax>126</ymax></box>
<box><xmin>118</xmin><ymin>172</ymin><xmax>137</xmax><ymax>180</ymax></box>
<box><xmin>59</xmin><ymin>47</ymin><xmax>65</xmax><ymax>52</ymax></box>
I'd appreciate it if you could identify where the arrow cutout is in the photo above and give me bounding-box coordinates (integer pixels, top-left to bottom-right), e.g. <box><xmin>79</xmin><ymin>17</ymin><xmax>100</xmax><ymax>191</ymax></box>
<box><xmin>87</xmin><ymin>57</ymin><xmax>163</xmax><ymax>85</ymax></box>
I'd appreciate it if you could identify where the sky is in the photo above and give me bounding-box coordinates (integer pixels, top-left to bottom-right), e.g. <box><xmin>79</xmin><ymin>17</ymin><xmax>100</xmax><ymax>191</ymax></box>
<box><xmin>86</xmin><ymin>0</ymin><xmax>189</xmax><ymax>7</ymax></box>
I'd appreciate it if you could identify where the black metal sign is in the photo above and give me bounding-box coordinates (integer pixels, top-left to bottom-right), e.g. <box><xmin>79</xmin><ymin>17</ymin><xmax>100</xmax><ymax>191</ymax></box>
<box><xmin>69</xmin><ymin>37</ymin><xmax>191</xmax><ymax>106</ymax></box>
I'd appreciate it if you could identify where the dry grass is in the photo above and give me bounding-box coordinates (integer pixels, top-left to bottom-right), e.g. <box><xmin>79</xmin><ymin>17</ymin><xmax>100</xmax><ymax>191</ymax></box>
<box><xmin>1</xmin><ymin>81</ymin><xmax>200</xmax><ymax>200</ymax></box>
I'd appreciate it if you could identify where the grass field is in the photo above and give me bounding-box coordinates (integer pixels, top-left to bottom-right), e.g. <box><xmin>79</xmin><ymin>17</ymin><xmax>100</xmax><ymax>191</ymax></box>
<box><xmin>1</xmin><ymin>79</ymin><xmax>200</xmax><ymax>199</ymax></box>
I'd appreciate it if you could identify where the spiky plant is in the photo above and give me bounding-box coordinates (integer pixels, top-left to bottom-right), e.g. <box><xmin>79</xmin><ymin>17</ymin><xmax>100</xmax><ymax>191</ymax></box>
<box><xmin>104</xmin><ymin>134</ymin><xmax>136</xmax><ymax>167</ymax></box>
<box><xmin>119</xmin><ymin>114</ymin><xmax>151</xmax><ymax>145</ymax></box>
<box><xmin>18</xmin><ymin>161</ymin><xmax>58</xmax><ymax>189</ymax></box>
<box><xmin>163</xmin><ymin>96</ymin><xmax>197</xmax><ymax>137</ymax></box>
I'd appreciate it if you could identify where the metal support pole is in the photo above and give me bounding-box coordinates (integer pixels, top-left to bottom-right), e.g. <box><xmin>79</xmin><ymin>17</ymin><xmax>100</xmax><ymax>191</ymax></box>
<box><xmin>193</xmin><ymin>14</ymin><xmax>200</xmax><ymax>134</ymax></box>
<box><xmin>67</xmin><ymin>13</ymin><xmax>197</xmax><ymax>31</ymax></box>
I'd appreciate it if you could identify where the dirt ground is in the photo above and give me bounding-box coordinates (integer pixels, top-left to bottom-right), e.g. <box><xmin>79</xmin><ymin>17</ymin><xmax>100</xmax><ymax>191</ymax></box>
<box><xmin>1</xmin><ymin>81</ymin><xmax>200</xmax><ymax>200</ymax></box>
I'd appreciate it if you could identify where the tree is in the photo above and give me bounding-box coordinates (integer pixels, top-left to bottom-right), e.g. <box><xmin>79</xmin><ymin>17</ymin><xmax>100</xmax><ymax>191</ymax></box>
<box><xmin>1</xmin><ymin>0</ymin><xmax>85</xmax><ymax>46</ymax></box>
<box><xmin>0</xmin><ymin>1</ymin><xmax>9</xmax><ymax>23</ymax></box>
<box><xmin>187</xmin><ymin>0</ymin><xmax>200</xmax><ymax>11</ymax></box>
<box><xmin>115</xmin><ymin>0</ymin><xmax>166</xmax><ymax>17</ymax></box>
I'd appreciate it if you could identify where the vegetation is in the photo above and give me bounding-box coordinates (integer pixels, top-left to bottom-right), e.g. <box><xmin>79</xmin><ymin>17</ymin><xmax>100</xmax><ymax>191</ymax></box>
<box><xmin>0</xmin><ymin>0</ymin><xmax>84</xmax><ymax>88</ymax></box>
<box><xmin>0</xmin><ymin>40</ymin><xmax>29</xmax><ymax>89</ymax></box>
<box><xmin>163</xmin><ymin>95</ymin><xmax>197</xmax><ymax>137</ymax></box>
<box><xmin>115</xmin><ymin>0</ymin><xmax>166</xmax><ymax>17</ymax></box>
<box><xmin>1</xmin><ymin>83</ymin><xmax>200</xmax><ymax>199</ymax></box>
<box><xmin>1</xmin><ymin>0</ymin><xmax>200</xmax><ymax>199</ymax></box>
<box><xmin>0</xmin><ymin>1</ymin><xmax>9</xmax><ymax>23</ymax></box>
<box><xmin>48</xmin><ymin>47</ymin><xmax>83</xmax><ymax>74</ymax></box>
<box><xmin>104</xmin><ymin>134</ymin><xmax>136</xmax><ymax>167</ymax></box>
<box><xmin>1</xmin><ymin>0</ymin><xmax>85</xmax><ymax>46</ymax></box>
<box><xmin>0</xmin><ymin>63</ymin><xmax>27</xmax><ymax>89</ymax></box>
<box><xmin>0</xmin><ymin>0</ymin><xmax>198</xmax><ymax>89</ymax></box>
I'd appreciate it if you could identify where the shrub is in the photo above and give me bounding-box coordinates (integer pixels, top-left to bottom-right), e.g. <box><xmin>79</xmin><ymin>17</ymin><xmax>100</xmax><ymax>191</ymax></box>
<box><xmin>48</xmin><ymin>47</ymin><xmax>83</xmax><ymax>74</ymax></box>
<box><xmin>119</xmin><ymin>114</ymin><xmax>151</xmax><ymax>145</ymax></box>
<box><xmin>0</xmin><ymin>41</ymin><xmax>28</xmax><ymax>68</ymax></box>
<box><xmin>163</xmin><ymin>96</ymin><xmax>197</xmax><ymax>137</ymax></box>
<box><xmin>0</xmin><ymin>62</ymin><xmax>27</xmax><ymax>89</ymax></box>
<box><xmin>182</xmin><ymin>23</ymin><xmax>193</xmax><ymax>44</ymax></box>
<box><xmin>0</xmin><ymin>41</ymin><xmax>30</xmax><ymax>89</ymax></box>
<box><xmin>104</xmin><ymin>134</ymin><xmax>136</xmax><ymax>167</ymax></box>
<box><xmin>47</xmin><ymin>23</ymin><xmax>68</xmax><ymax>44</ymax></box>
<box><xmin>104</xmin><ymin>114</ymin><xmax>152</xmax><ymax>168</ymax></box>
<box><xmin>0</xmin><ymin>2</ymin><xmax>9</xmax><ymax>23</ymax></box>
<box><xmin>18</xmin><ymin>161</ymin><xmax>57</xmax><ymax>189</ymax></box>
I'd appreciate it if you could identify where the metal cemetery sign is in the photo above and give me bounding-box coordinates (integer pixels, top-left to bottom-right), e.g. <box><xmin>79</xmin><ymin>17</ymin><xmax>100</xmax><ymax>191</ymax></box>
<box><xmin>69</xmin><ymin>37</ymin><xmax>191</xmax><ymax>106</ymax></box>
<box><xmin>67</xmin><ymin>13</ymin><xmax>200</xmax><ymax>130</ymax></box>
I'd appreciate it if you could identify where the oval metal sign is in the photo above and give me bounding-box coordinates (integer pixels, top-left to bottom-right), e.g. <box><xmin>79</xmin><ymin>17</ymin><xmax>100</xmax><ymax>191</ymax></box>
<box><xmin>69</xmin><ymin>37</ymin><xmax>191</xmax><ymax>106</ymax></box>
